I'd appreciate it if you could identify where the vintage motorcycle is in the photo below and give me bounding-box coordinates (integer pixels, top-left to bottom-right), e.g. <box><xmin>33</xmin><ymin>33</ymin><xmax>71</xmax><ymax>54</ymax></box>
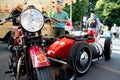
<box><xmin>1</xmin><ymin>6</ymin><xmax>53</xmax><ymax>80</ymax></box>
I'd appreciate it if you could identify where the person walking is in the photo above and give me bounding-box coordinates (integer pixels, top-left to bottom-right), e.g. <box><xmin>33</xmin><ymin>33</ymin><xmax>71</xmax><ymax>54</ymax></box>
<box><xmin>53</xmin><ymin>5</ymin><xmax>69</xmax><ymax>40</ymax></box>
<box><xmin>111</xmin><ymin>23</ymin><xmax>119</xmax><ymax>39</ymax></box>
<box><xmin>86</xmin><ymin>13</ymin><xmax>100</xmax><ymax>37</ymax></box>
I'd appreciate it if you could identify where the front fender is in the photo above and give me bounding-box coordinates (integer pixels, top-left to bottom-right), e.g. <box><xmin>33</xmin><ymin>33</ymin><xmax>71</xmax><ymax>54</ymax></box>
<box><xmin>29</xmin><ymin>46</ymin><xmax>50</xmax><ymax>68</ymax></box>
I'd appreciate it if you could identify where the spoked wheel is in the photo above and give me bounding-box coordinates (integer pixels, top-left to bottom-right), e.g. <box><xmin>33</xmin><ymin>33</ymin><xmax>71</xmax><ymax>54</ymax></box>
<box><xmin>28</xmin><ymin>55</ymin><xmax>53</xmax><ymax>80</ymax></box>
<box><xmin>15</xmin><ymin>56</ymin><xmax>25</xmax><ymax>80</ymax></box>
<box><xmin>68</xmin><ymin>41</ymin><xmax>92</xmax><ymax>76</ymax></box>
<box><xmin>16</xmin><ymin>57</ymin><xmax>22</xmax><ymax>80</ymax></box>
<box><xmin>104</xmin><ymin>37</ymin><xmax>112</xmax><ymax>60</ymax></box>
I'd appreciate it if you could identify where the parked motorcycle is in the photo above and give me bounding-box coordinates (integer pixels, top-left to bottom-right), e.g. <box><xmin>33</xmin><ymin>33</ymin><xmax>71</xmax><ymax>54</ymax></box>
<box><xmin>1</xmin><ymin>6</ymin><xmax>53</xmax><ymax>80</ymax></box>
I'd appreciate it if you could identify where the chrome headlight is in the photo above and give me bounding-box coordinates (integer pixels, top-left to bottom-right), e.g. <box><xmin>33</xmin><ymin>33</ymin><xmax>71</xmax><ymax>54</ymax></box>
<box><xmin>20</xmin><ymin>8</ymin><xmax>44</xmax><ymax>32</ymax></box>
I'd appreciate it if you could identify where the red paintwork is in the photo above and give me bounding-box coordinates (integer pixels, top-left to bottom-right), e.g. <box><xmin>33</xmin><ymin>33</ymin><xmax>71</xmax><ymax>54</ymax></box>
<box><xmin>29</xmin><ymin>46</ymin><xmax>50</xmax><ymax>68</ymax></box>
<box><xmin>47</xmin><ymin>28</ymin><xmax>99</xmax><ymax>59</ymax></box>
<box><xmin>47</xmin><ymin>37</ymin><xmax>75</xmax><ymax>59</ymax></box>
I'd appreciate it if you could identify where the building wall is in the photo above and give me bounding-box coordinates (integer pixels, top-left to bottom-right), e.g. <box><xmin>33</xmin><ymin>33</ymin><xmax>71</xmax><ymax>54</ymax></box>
<box><xmin>0</xmin><ymin>0</ymin><xmax>52</xmax><ymax>19</ymax></box>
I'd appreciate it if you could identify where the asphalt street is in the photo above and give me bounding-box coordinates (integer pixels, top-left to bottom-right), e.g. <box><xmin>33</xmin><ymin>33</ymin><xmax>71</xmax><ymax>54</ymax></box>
<box><xmin>0</xmin><ymin>38</ymin><xmax>120</xmax><ymax>80</ymax></box>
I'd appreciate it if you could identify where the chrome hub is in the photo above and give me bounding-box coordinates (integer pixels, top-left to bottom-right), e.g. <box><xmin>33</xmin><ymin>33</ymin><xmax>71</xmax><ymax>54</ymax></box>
<box><xmin>80</xmin><ymin>50</ymin><xmax>88</xmax><ymax>66</ymax></box>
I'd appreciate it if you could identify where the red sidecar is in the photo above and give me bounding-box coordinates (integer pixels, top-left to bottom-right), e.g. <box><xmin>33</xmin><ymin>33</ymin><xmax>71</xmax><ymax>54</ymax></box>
<box><xmin>47</xmin><ymin>28</ymin><xmax>112</xmax><ymax>76</ymax></box>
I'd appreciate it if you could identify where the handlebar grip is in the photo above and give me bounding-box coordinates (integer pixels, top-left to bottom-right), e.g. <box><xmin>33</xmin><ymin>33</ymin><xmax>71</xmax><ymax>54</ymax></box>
<box><xmin>0</xmin><ymin>19</ymin><xmax>6</xmax><ymax>25</ymax></box>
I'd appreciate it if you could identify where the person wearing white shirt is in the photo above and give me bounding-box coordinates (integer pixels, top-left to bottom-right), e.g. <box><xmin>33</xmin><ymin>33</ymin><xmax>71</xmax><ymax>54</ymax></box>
<box><xmin>111</xmin><ymin>23</ymin><xmax>119</xmax><ymax>39</ymax></box>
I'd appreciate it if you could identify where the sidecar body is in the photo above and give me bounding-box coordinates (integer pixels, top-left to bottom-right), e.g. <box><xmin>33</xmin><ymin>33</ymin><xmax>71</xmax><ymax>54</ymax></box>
<box><xmin>47</xmin><ymin>28</ymin><xmax>112</xmax><ymax>76</ymax></box>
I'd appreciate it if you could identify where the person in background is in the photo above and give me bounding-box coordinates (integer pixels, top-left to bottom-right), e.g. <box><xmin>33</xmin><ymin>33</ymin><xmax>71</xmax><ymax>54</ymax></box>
<box><xmin>9</xmin><ymin>4</ymin><xmax>23</xmax><ymax>37</ymax></box>
<box><xmin>41</xmin><ymin>7</ymin><xmax>47</xmax><ymax>16</ymax></box>
<box><xmin>53</xmin><ymin>5</ymin><xmax>69</xmax><ymax>40</ymax></box>
<box><xmin>86</xmin><ymin>13</ymin><xmax>100</xmax><ymax>37</ymax></box>
<box><xmin>11</xmin><ymin>4</ymin><xmax>23</xmax><ymax>26</ymax></box>
<box><xmin>111</xmin><ymin>23</ymin><xmax>119</xmax><ymax>39</ymax></box>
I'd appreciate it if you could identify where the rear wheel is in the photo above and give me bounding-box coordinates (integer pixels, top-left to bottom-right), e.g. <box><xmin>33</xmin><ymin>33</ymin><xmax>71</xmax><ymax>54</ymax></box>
<box><xmin>104</xmin><ymin>37</ymin><xmax>112</xmax><ymax>60</ymax></box>
<box><xmin>67</xmin><ymin>41</ymin><xmax>92</xmax><ymax>76</ymax></box>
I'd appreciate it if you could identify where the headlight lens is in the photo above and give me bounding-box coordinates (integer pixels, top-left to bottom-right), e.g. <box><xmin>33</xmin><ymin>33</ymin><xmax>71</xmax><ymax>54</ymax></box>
<box><xmin>20</xmin><ymin>8</ymin><xmax>44</xmax><ymax>32</ymax></box>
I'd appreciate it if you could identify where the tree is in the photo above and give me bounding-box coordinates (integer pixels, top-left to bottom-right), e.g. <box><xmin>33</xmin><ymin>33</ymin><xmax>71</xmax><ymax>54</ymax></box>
<box><xmin>95</xmin><ymin>0</ymin><xmax>120</xmax><ymax>27</ymax></box>
<box><xmin>63</xmin><ymin>0</ymin><xmax>89</xmax><ymax>26</ymax></box>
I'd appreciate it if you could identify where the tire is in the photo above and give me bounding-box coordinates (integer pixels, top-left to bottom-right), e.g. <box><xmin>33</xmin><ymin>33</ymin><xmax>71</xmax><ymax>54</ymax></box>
<box><xmin>67</xmin><ymin>41</ymin><xmax>92</xmax><ymax>76</ymax></box>
<box><xmin>89</xmin><ymin>44</ymin><xmax>98</xmax><ymax>59</ymax></box>
<box><xmin>104</xmin><ymin>37</ymin><xmax>112</xmax><ymax>60</ymax></box>
<box><xmin>16</xmin><ymin>57</ymin><xmax>25</xmax><ymax>80</ymax></box>
<box><xmin>28</xmin><ymin>55</ymin><xmax>53</xmax><ymax>80</ymax></box>
<box><xmin>65</xmin><ymin>31</ymin><xmax>69</xmax><ymax>34</ymax></box>
<box><xmin>16</xmin><ymin>57</ymin><xmax>22</xmax><ymax>80</ymax></box>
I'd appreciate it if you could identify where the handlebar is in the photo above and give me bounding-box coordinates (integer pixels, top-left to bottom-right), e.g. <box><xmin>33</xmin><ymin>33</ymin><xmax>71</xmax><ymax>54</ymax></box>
<box><xmin>44</xmin><ymin>15</ymin><xmax>61</xmax><ymax>23</ymax></box>
<box><xmin>0</xmin><ymin>19</ymin><xmax>6</xmax><ymax>25</ymax></box>
<box><xmin>0</xmin><ymin>14</ymin><xmax>20</xmax><ymax>25</ymax></box>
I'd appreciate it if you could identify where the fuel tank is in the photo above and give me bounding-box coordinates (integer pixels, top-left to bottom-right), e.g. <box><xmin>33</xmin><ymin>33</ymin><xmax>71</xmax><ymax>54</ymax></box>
<box><xmin>47</xmin><ymin>37</ymin><xmax>75</xmax><ymax>59</ymax></box>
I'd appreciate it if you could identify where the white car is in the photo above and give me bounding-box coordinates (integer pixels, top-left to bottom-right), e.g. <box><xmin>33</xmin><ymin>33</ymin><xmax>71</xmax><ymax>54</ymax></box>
<box><xmin>65</xmin><ymin>22</ymin><xmax>74</xmax><ymax>34</ymax></box>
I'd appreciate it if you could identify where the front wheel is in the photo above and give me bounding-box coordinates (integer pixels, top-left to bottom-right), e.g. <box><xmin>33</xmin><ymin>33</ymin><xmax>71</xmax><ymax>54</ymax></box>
<box><xmin>28</xmin><ymin>55</ymin><xmax>53</xmax><ymax>80</ymax></box>
<box><xmin>16</xmin><ymin>57</ymin><xmax>21</xmax><ymax>80</ymax></box>
<box><xmin>68</xmin><ymin>41</ymin><xmax>92</xmax><ymax>76</ymax></box>
<box><xmin>16</xmin><ymin>57</ymin><xmax>26</xmax><ymax>80</ymax></box>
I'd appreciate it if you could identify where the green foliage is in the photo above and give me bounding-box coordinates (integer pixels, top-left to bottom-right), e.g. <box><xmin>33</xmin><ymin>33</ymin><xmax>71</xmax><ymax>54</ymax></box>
<box><xmin>95</xmin><ymin>0</ymin><xmax>120</xmax><ymax>27</ymax></box>
<box><xmin>63</xmin><ymin>0</ymin><xmax>89</xmax><ymax>25</ymax></box>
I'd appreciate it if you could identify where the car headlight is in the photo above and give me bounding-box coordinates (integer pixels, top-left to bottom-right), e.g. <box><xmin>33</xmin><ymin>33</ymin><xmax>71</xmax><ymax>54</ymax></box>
<box><xmin>20</xmin><ymin>8</ymin><xmax>44</xmax><ymax>32</ymax></box>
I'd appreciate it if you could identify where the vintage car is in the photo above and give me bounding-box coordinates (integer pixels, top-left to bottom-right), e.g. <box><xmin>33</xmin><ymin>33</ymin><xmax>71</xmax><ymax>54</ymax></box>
<box><xmin>0</xmin><ymin>20</ymin><xmax>74</xmax><ymax>44</ymax></box>
<box><xmin>0</xmin><ymin>21</ymin><xmax>12</xmax><ymax>43</ymax></box>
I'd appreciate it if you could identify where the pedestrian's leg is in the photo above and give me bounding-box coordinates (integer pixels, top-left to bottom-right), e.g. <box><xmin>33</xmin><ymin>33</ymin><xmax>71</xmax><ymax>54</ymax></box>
<box><xmin>59</xmin><ymin>28</ymin><xmax>65</xmax><ymax>37</ymax></box>
<box><xmin>113</xmin><ymin>33</ymin><xmax>115</xmax><ymax>40</ymax></box>
<box><xmin>53</xmin><ymin>28</ymin><xmax>59</xmax><ymax>41</ymax></box>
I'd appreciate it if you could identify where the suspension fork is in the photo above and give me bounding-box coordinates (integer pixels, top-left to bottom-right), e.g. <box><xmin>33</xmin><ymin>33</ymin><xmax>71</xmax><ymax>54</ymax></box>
<box><xmin>22</xmin><ymin>45</ymin><xmax>30</xmax><ymax>80</ymax></box>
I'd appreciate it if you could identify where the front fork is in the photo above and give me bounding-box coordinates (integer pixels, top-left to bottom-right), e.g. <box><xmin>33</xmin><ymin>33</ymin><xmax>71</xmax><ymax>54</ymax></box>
<box><xmin>8</xmin><ymin>46</ymin><xmax>22</xmax><ymax>70</ymax></box>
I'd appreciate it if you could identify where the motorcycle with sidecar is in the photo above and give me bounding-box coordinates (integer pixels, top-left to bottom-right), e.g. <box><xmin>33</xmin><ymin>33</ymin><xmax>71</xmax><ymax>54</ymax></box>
<box><xmin>46</xmin><ymin>28</ymin><xmax>112</xmax><ymax>79</ymax></box>
<box><xmin>1</xmin><ymin>6</ymin><xmax>53</xmax><ymax>80</ymax></box>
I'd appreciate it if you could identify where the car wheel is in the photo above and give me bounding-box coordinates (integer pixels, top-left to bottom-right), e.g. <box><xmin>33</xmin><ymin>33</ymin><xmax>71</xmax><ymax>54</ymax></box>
<box><xmin>67</xmin><ymin>41</ymin><xmax>92</xmax><ymax>76</ymax></box>
<box><xmin>104</xmin><ymin>37</ymin><xmax>112</xmax><ymax>60</ymax></box>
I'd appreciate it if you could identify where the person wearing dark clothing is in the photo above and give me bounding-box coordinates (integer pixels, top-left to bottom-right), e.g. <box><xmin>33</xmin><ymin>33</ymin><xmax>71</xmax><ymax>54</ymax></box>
<box><xmin>11</xmin><ymin>9</ymin><xmax>21</xmax><ymax>26</ymax></box>
<box><xmin>9</xmin><ymin>4</ymin><xmax>23</xmax><ymax>37</ymax></box>
<box><xmin>86</xmin><ymin>13</ymin><xmax>100</xmax><ymax>37</ymax></box>
<box><xmin>11</xmin><ymin>4</ymin><xmax>23</xmax><ymax>26</ymax></box>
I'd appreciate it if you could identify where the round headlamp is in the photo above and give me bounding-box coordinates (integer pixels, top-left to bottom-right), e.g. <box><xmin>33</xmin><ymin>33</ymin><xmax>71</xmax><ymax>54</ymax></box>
<box><xmin>20</xmin><ymin>8</ymin><xmax>44</xmax><ymax>32</ymax></box>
